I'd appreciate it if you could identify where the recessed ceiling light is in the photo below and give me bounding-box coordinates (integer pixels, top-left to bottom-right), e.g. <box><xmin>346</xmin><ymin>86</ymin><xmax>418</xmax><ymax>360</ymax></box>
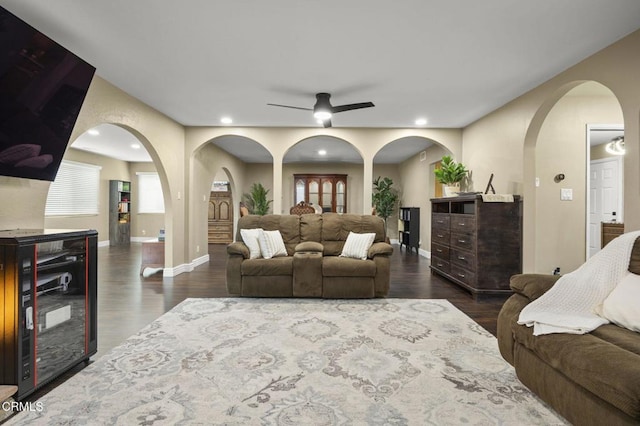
<box><xmin>220</xmin><ymin>117</ymin><xmax>233</xmax><ymax>124</ymax></box>
<box><xmin>415</xmin><ymin>118</ymin><xmax>427</xmax><ymax>126</ymax></box>
<box><xmin>318</xmin><ymin>149</ymin><xmax>327</xmax><ymax>156</ymax></box>
<box><xmin>131</xmin><ymin>144</ymin><xmax>141</xmax><ymax>149</ymax></box>
<box><xmin>87</xmin><ymin>129</ymin><xmax>100</xmax><ymax>136</ymax></box>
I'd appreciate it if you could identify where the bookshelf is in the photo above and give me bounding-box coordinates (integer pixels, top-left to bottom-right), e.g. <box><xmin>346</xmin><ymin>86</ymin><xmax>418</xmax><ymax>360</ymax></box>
<box><xmin>109</xmin><ymin>180</ymin><xmax>131</xmax><ymax>246</ymax></box>
<box><xmin>399</xmin><ymin>207</ymin><xmax>420</xmax><ymax>253</ymax></box>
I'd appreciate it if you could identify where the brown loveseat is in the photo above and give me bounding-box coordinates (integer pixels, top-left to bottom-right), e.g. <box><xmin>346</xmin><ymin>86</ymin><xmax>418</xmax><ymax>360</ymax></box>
<box><xmin>497</xmin><ymin>237</ymin><xmax>640</xmax><ymax>426</ymax></box>
<box><xmin>226</xmin><ymin>213</ymin><xmax>393</xmax><ymax>298</ymax></box>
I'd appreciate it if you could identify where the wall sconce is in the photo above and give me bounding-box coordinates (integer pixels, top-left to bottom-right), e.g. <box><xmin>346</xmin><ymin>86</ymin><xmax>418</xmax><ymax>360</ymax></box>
<box><xmin>554</xmin><ymin>173</ymin><xmax>565</xmax><ymax>183</ymax></box>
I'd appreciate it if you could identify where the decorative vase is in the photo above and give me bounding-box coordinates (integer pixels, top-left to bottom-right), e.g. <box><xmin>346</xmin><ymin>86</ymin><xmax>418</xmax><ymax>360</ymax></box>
<box><xmin>443</xmin><ymin>183</ymin><xmax>460</xmax><ymax>197</ymax></box>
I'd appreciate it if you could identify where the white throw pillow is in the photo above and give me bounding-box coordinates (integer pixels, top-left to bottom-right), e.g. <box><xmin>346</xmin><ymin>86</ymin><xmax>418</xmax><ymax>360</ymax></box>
<box><xmin>601</xmin><ymin>272</ymin><xmax>640</xmax><ymax>332</ymax></box>
<box><xmin>240</xmin><ymin>228</ymin><xmax>263</xmax><ymax>259</ymax></box>
<box><xmin>259</xmin><ymin>230</ymin><xmax>288</xmax><ymax>259</ymax></box>
<box><xmin>340</xmin><ymin>232</ymin><xmax>376</xmax><ymax>260</ymax></box>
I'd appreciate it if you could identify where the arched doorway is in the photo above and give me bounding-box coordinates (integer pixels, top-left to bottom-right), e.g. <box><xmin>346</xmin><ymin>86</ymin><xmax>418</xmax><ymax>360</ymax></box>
<box><xmin>524</xmin><ymin>81</ymin><xmax>623</xmax><ymax>273</ymax></box>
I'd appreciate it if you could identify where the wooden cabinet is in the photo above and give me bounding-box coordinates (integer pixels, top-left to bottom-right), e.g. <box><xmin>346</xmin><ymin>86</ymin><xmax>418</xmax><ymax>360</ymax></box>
<box><xmin>399</xmin><ymin>207</ymin><xmax>420</xmax><ymax>253</ymax></box>
<box><xmin>294</xmin><ymin>174</ymin><xmax>347</xmax><ymax>213</ymax></box>
<box><xmin>109</xmin><ymin>180</ymin><xmax>131</xmax><ymax>246</ymax></box>
<box><xmin>0</xmin><ymin>229</ymin><xmax>98</xmax><ymax>400</ymax></box>
<box><xmin>430</xmin><ymin>195</ymin><xmax>522</xmax><ymax>298</ymax></box>
<box><xmin>208</xmin><ymin>191</ymin><xmax>233</xmax><ymax>244</ymax></box>
<box><xmin>601</xmin><ymin>222</ymin><xmax>624</xmax><ymax>248</ymax></box>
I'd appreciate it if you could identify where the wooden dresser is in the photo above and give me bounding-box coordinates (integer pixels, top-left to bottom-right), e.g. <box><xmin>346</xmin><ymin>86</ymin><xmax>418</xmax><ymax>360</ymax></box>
<box><xmin>430</xmin><ymin>195</ymin><xmax>522</xmax><ymax>298</ymax></box>
<box><xmin>601</xmin><ymin>222</ymin><xmax>624</xmax><ymax>248</ymax></box>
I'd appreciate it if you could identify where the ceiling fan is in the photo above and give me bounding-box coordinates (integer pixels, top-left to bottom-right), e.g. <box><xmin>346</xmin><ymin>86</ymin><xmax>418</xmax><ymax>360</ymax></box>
<box><xmin>267</xmin><ymin>92</ymin><xmax>374</xmax><ymax>128</ymax></box>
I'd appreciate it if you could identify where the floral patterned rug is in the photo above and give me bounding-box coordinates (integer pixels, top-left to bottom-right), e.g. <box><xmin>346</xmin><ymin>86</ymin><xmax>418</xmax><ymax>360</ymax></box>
<box><xmin>10</xmin><ymin>298</ymin><xmax>566</xmax><ymax>425</ymax></box>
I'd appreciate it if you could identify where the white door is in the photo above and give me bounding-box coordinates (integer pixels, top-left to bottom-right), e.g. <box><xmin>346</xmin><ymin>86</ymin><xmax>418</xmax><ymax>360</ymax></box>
<box><xmin>589</xmin><ymin>157</ymin><xmax>622</xmax><ymax>257</ymax></box>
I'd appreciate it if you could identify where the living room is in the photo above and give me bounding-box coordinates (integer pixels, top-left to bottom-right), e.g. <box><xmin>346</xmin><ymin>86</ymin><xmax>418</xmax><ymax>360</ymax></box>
<box><xmin>1</xmin><ymin>2</ymin><xmax>640</xmax><ymax>424</ymax></box>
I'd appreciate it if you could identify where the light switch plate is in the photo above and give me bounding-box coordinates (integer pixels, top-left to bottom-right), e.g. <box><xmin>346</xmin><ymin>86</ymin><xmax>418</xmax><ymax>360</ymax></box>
<box><xmin>561</xmin><ymin>188</ymin><xmax>573</xmax><ymax>201</ymax></box>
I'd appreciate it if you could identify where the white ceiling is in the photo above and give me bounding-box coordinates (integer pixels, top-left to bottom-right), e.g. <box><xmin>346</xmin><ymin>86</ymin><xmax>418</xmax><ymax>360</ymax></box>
<box><xmin>4</xmin><ymin>1</ymin><xmax>639</xmax><ymax>163</ymax></box>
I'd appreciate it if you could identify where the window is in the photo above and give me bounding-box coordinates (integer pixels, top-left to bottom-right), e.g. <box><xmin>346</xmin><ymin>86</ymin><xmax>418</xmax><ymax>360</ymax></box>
<box><xmin>45</xmin><ymin>160</ymin><xmax>101</xmax><ymax>216</ymax></box>
<box><xmin>137</xmin><ymin>172</ymin><xmax>165</xmax><ymax>213</ymax></box>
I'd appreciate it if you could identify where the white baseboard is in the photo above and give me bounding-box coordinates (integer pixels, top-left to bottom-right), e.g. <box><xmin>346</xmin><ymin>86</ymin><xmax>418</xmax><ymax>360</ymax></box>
<box><xmin>98</xmin><ymin>240</ymin><xmax>110</xmax><ymax>247</ymax></box>
<box><xmin>391</xmin><ymin>240</ymin><xmax>430</xmax><ymax>259</ymax></box>
<box><xmin>162</xmin><ymin>254</ymin><xmax>210</xmax><ymax>277</ymax></box>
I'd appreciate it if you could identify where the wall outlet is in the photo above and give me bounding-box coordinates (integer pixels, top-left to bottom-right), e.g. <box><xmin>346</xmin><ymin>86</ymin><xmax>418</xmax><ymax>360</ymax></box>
<box><xmin>141</xmin><ymin>229</ymin><xmax>146</xmax><ymax>235</ymax></box>
<box><xmin>196</xmin><ymin>245</ymin><xmax>200</xmax><ymax>253</ymax></box>
<box><xmin>560</xmin><ymin>188</ymin><xmax>573</xmax><ymax>201</ymax></box>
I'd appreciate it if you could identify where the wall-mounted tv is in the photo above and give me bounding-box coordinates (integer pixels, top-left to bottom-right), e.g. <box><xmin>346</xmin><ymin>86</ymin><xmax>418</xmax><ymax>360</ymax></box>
<box><xmin>0</xmin><ymin>6</ymin><xmax>95</xmax><ymax>181</ymax></box>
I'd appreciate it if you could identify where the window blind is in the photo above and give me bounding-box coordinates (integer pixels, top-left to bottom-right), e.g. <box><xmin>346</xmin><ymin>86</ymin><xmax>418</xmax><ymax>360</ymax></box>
<box><xmin>45</xmin><ymin>160</ymin><xmax>101</xmax><ymax>216</ymax></box>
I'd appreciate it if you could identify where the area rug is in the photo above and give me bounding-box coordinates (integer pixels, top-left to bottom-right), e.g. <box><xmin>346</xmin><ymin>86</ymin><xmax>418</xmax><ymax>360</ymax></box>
<box><xmin>10</xmin><ymin>298</ymin><xmax>566</xmax><ymax>425</ymax></box>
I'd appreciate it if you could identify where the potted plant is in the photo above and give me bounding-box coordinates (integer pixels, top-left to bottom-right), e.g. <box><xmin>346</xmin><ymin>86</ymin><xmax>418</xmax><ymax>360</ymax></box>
<box><xmin>372</xmin><ymin>176</ymin><xmax>399</xmax><ymax>239</ymax></box>
<box><xmin>434</xmin><ymin>155</ymin><xmax>468</xmax><ymax>197</ymax></box>
<box><xmin>242</xmin><ymin>183</ymin><xmax>272</xmax><ymax>215</ymax></box>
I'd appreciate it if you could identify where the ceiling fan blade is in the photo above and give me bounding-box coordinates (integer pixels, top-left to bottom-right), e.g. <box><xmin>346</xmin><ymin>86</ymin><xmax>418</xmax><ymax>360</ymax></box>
<box><xmin>331</xmin><ymin>102</ymin><xmax>375</xmax><ymax>113</ymax></box>
<box><xmin>322</xmin><ymin>118</ymin><xmax>332</xmax><ymax>128</ymax></box>
<box><xmin>267</xmin><ymin>103</ymin><xmax>313</xmax><ymax>111</ymax></box>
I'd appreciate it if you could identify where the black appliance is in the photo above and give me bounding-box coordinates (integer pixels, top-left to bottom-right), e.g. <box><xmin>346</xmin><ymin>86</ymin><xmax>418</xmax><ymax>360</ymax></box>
<box><xmin>0</xmin><ymin>6</ymin><xmax>96</xmax><ymax>181</ymax></box>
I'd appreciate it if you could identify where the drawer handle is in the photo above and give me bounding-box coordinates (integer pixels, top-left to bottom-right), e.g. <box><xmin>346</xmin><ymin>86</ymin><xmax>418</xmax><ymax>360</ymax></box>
<box><xmin>457</xmin><ymin>255</ymin><xmax>466</xmax><ymax>260</ymax></box>
<box><xmin>437</xmin><ymin>220</ymin><xmax>444</xmax><ymax>224</ymax></box>
<box><xmin>458</xmin><ymin>239</ymin><xmax>466</xmax><ymax>243</ymax></box>
<box><xmin>437</xmin><ymin>263</ymin><xmax>444</xmax><ymax>267</ymax></box>
<box><xmin>458</xmin><ymin>223</ymin><xmax>466</xmax><ymax>226</ymax></box>
<box><xmin>437</xmin><ymin>234</ymin><xmax>444</xmax><ymax>238</ymax></box>
<box><xmin>436</xmin><ymin>249</ymin><xmax>443</xmax><ymax>253</ymax></box>
<box><xmin>457</xmin><ymin>273</ymin><xmax>466</xmax><ymax>278</ymax></box>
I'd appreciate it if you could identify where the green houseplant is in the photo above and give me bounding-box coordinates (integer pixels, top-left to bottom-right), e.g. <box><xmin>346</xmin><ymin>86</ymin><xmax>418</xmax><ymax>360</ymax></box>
<box><xmin>434</xmin><ymin>155</ymin><xmax>468</xmax><ymax>196</ymax></box>
<box><xmin>242</xmin><ymin>183</ymin><xmax>272</xmax><ymax>215</ymax></box>
<box><xmin>372</xmin><ymin>176</ymin><xmax>399</xmax><ymax>238</ymax></box>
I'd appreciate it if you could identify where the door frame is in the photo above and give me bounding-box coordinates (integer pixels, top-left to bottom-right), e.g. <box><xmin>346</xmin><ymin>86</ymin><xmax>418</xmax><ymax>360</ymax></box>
<box><xmin>585</xmin><ymin>123</ymin><xmax>624</xmax><ymax>259</ymax></box>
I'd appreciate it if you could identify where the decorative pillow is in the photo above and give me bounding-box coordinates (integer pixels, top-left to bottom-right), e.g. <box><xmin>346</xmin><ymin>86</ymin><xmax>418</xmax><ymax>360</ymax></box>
<box><xmin>601</xmin><ymin>272</ymin><xmax>640</xmax><ymax>332</ymax></box>
<box><xmin>259</xmin><ymin>230</ymin><xmax>288</xmax><ymax>259</ymax></box>
<box><xmin>340</xmin><ymin>232</ymin><xmax>376</xmax><ymax>260</ymax></box>
<box><xmin>240</xmin><ymin>228</ymin><xmax>263</xmax><ymax>259</ymax></box>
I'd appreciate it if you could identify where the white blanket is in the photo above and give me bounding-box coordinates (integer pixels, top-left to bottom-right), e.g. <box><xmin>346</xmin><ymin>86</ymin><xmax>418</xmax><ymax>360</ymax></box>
<box><xmin>518</xmin><ymin>230</ymin><xmax>640</xmax><ymax>335</ymax></box>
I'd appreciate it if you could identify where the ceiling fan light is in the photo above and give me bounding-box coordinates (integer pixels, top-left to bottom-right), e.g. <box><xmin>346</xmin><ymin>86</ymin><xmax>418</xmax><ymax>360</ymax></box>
<box><xmin>313</xmin><ymin>110</ymin><xmax>332</xmax><ymax>120</ymax></box>
<box><xmin>605</xmin><ymin>136</ymin><xmax>625</xmax><ymax>155</ymax></box>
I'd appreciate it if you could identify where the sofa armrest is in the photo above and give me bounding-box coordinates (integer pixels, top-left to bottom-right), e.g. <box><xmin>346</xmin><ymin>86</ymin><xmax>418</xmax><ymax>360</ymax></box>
<box><xmin>368</xmin><ymin>242</ymin><xmax>393</xmax><ymax>258</ymax></box>
<box><xmin>295</xmin><ymin>241</ymin><xmax>324</xmax><ymax>253</ymax></box>
<box><xmin>509</xmin><ymin>274</ymin><xmax>561</xmax><ymax>302</ymax></box>
<box><xmin>227</xmin><ymin>242</ymin><xmax>250</xmax><ymax>259</ymax></box>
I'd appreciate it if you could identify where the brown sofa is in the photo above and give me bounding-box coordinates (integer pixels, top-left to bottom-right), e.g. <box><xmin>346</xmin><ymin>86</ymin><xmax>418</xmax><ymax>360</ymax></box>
<box><xmin>497</xmin><ymin>238</ymin><xmax>640</xmax><ymax>426</ymax></box>
<box><xmin>226</xmin><ymin>213</ymin><xmax>393</xmax><ymax>298</ymax></box>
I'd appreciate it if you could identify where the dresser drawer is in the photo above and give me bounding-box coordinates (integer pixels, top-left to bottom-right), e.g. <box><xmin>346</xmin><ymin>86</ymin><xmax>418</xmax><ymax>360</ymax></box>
<box><xmin>432</xmin><ymin>213</ymin><xmax>450</xmax><ymax>230</ymax></box>
<box><xmin>431</xmin><ymin>256</ymin><xmax>450</xmax><ymax>274</ymax></box>
<box><xmin>450</xmin><ymin>265</ymin><xmax>475</xmax><ymax>286</ymax></box>
<box><xmin>432</xmin><ymin>229</ymin><xmax>450</xmax><ymax>245</ymax></box>
<box><xmin>450</xmin><ymin>248</ymin><xmax>476</xmax><ymax>271</ymax></box>
<box><xmin>431</xmin><ymin>242</ymin><xmax>450</xmax><ymax>259</ymax></box>
<box><xmin>450</xmin><ymin>231</ymin><xmax>475</xmax><ymax>251</ymax></box>
<box><xmin>450</xmin><ymin>214</ymin><xmax>475</xmax><ymax>232</ymax></box>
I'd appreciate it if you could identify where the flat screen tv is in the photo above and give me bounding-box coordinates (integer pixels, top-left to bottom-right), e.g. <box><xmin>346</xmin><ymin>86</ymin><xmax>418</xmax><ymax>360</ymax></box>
<box><xmin>0</xmin><ymin>6</ymin><xmax>95</xmax><ymax>181</ymax></box>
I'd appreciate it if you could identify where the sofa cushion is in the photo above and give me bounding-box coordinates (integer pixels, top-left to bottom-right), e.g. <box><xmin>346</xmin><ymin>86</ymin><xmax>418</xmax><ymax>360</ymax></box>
<box><xmin>510</xmin><ymin>274</ymin><xmax>561</xmax><ymax>301</ymax></box>
<box><xmin>340</xmin><ymin>232</ymin><xmax>376</xmax><ymax>260</ymax></box>
<box><xmin>600</xmin><ymin>272</ymin><xmax>640</xmax><ymax>332</ymax></box>
<box><xmin>300</xmin><ymin>214</ymin><xmax>322</xmax><ymax>242</ymax></box>
<box><xmin>512</xmin><ymin>321</ymin><xmax>640</xmax><ymax>418</ymax></box>
<box><xmin>321</xmin><ymin>213</ymin><xmax>385</xmax><ymax>256</ymax></box>
<box><xmin>258</xmin><ymin>230</ymin><xmax>287</xmax><ymax>259</ymax></box>
<box><xmin>241</xmin><ymin>257</ymin><xmax>293</xmax><ymax>276</ymax></box>
<box><xmin>322</xmin><ymin>256</ymin><xmax>376</xmax><ymax>277</ymax></box>
<box><xmin>240</xmin><ymin>228</ymin><xmax>263</xmax><ymax>259</ymax></box>
<box><xmin>237</xmin><ymin>214</ymin><xmax>301</xmax><ymax>255</ymax></box>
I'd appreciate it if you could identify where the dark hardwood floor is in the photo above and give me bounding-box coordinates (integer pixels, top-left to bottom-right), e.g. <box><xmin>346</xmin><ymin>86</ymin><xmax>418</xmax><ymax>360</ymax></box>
<box><xmin>23</xmin><ymin>242</ymin><xmax>509</xmax><ymax>404</ymax></box>
<box><xmin>95</xmin><ymin>243</ymin><xmax>506</xmax><ymax>358</ymax></box>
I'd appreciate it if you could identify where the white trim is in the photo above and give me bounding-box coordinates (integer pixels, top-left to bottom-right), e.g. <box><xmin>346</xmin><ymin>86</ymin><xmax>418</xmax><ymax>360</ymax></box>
<box><xmin>162</xmin><ymin>254</ymin><xmax>210</xmax><ymax>277</ymax></box>
<box><xmin>98</xmin><ymin>240</ymin><xmax>110</xmax><ymax>247</ymax></box>
<box><xmin>192</xmin><ymin>254</ymin><xmax>210</xmax><ymax>268</ymax></box>
<box><xmin>419</xmin><ymin>248</ymin><xmax>430</xmax><ymax>258</ymax></box>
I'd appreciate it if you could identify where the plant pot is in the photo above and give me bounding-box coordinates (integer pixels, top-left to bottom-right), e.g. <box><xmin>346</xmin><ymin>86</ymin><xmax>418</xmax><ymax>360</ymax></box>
<box><xmin>443</xmin><ymin>184</ymin><xmax>460</xmax><ymax>197</ymax></box>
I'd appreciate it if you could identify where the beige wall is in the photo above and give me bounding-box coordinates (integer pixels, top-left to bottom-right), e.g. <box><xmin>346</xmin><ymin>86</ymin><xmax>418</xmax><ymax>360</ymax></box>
<box><xmin>591</xmin><ymin>142</ymin><xmax>620</xmax><ymax>161</ymax></box>
<box><xmin>534</xmin><ymin>88</ymin><xmax>622</xmax><ymax>273</ymax></box>
<box><xmin>462</xmin><ymin>29</ymin><xmax>640</xmax><ymax>273</ymax></box>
